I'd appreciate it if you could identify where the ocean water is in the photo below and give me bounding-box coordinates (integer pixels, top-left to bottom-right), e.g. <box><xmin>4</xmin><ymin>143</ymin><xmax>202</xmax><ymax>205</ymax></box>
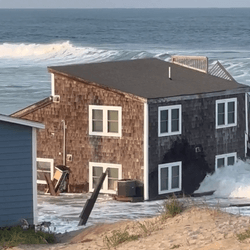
<box><xmin>2</xmin><ymin>9</ymin><xmax>250</xmax><ymax>231</ymax></box>
<box><xmin>1</xmin><ymin>8</ymin><xmax>250</xmax><ymax>114</ymax></box>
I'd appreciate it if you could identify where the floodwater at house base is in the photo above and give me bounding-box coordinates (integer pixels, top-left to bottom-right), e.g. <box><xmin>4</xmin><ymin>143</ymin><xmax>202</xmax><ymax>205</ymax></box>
<box><xmin>38</xmin><ymin>160</ymin><xmax>250</xmax><ymax>234</ymax></box>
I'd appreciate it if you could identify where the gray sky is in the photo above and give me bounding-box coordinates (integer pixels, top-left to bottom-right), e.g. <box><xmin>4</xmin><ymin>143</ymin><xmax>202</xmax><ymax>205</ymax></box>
<box><xmin>0</xmin><ymin>0</ymin><xmax>250</xmax><ymax>9</ymax></box>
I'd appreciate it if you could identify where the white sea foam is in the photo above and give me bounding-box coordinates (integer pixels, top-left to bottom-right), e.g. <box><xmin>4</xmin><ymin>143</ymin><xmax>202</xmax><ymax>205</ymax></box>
<box><xmin>0</xmin><ymin>41</ymin><xmax>120</xmax><ymax>65</ymax></box>
<box><xmin>196</xmin><ymin>160</ymin><xmax>250</xmax><ymax>198</ymax></box>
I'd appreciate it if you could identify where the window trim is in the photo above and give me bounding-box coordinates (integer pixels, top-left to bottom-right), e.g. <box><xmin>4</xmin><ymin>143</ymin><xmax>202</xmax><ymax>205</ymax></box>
<box><xmin>89</xmin><ymin>105</ymin><xmax>122</xmax><ymax>137</ymax></box>
<box><xmin>36</xmin><ymin>158</ymin><xmax>54</xmax><ymax>184</ymax></box>
<box><xmin>89</xmin><ymin>162</ymin><xmax>122</xmax><ymax>194</ymax></box>
<box><xmin>158</xmin><ymin>105</ymin><xmax>182</xmax><ymax>137</ymax></box>
<box><xmin>158</xmin><ymin>161</ymin><xmax>182</xmax><ymax>195</ymax></box>
<box><xmin>215</xmin><ymin>152</ymin><xmax>237</xmax><ymax>171</ymax></box>
<box><xmin>216</xmin><ymin>98</ymin><xmax>237</xmax><ymax>129</ymax></box>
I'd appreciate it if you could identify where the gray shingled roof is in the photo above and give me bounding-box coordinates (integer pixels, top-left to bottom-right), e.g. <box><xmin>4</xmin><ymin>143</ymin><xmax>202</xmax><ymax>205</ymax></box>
<box><xmin>48</xmin><ymin>58</ymin><xmax>249</xmax><ymax>99</ymax></box>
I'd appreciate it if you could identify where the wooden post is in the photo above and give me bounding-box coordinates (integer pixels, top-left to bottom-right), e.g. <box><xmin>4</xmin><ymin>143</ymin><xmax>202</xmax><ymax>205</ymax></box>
<box><xmin>78</xmin><ymin>169</ymin><xmax>108</xmax><ymax>226</ymax></box>
<box><xmin>44</xmin><ymin>173</ymin><xmax>57</xmax><ymax>196</ymax></box>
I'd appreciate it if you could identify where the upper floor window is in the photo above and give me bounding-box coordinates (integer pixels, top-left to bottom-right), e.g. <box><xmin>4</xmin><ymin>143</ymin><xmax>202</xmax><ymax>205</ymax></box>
<box><xmin>89</xmin><ymin>105</ymin><xmax>122</xmax><ymax>137</ymax></box>
<box><xmin>215</xmin><ymin>152</ymin><xmax>237</xmax><ymax>171</ymax></box>
<box><xmin>216</xmin><ymin>98</ymin><xmax>237</xmax><ymax>129</ymax></box>
<box><xmin>158</xmin><ymin>105</ymin><xmax>182</xmax><ymax>137</ymax></box>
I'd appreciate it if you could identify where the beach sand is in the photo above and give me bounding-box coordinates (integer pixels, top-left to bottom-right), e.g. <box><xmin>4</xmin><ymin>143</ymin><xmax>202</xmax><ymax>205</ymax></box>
<box><xmin>11</xmin><ymin>206</ymin><xmax>250</xmax><ymax>250</ymax></box>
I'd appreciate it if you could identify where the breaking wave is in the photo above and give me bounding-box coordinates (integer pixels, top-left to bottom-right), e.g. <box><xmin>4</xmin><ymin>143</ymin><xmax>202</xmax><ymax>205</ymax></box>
<box><xmin>196</xmin><ymin>160</ymin><xmax>250</xmax><ymax>198</ymax></box>
<box><xmin>0</xmin><ymin>41</ymin><xmax>121</xmax><ymax>65</ymax></box>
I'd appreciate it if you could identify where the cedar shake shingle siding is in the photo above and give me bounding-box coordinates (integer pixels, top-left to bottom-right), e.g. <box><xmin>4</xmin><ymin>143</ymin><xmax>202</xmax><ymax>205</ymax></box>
<box><xmin>148</xmin><ymin>93</ymin><xmax>246</xmax><ymax>199</ymax></box>
<box><xmin>20</xmin><ymin>74</ymin><xmax>144</xmax><ymax>192</ymax></box>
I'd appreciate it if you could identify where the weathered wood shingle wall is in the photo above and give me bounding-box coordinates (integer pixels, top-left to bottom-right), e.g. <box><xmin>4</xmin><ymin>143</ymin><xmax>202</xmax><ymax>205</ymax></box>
<box><xmin>148</xmin><ymin>93</ymin><xmax>246</xmax><ymax>199</ymax></box>
<box><xmin>22</xmin><ymin>74</ymin><xmax>144</xmax><ymax>192</ymax></box>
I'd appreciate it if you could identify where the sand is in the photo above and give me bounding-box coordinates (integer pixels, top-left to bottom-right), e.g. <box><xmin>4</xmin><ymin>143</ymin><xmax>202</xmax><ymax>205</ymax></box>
<box><xmin>11</xmin><ymin>206</ymin><xmax>250</xmax><ymax>250</ymax></box>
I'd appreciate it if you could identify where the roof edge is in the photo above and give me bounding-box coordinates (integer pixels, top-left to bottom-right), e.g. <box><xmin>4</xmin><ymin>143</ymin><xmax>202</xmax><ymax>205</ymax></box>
<box><xmin>0</xmin><ymin>114</ymin><xmax>45</xmax><ymax>129</ymax></box>
<box><xmin>11</xmin><ymin>96</ymin><xmax>53</xmax><ymax>118</ymax></box>
<box><xmin>148</xmin><ymin>87</ymin><xmax>250</xmax><ymax>104</ymax></box>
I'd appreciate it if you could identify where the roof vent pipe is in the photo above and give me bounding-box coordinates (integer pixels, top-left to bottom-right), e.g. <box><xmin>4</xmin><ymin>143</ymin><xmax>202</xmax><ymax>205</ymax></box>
<box><xmin>169</xmin><ymin>67</ymin><xmax>172</xmax><ymax>80</ymax></box>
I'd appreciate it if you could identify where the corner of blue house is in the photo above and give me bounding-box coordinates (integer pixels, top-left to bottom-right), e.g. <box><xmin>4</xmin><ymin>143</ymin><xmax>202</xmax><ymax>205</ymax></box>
<box><xmin>0</xmin><ymin>115</ymin><xmax>44</xmax><ymax>228</ymax></box>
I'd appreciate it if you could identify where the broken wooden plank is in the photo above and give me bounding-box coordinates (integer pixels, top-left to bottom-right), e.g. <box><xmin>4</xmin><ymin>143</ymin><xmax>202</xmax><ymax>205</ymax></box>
<box><xmin>44</xmin><ymin>173</ymin><xmax>57</xmax><ymax>196</ymax></box>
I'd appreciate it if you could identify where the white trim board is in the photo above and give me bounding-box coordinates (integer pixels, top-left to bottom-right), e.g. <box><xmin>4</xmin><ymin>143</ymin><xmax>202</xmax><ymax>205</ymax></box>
<box><xmin>32</xmin><ymin>128</ymin><xmax>38</xmax><ymax>225</ymax></box>
<box><xmin>143</xmin><ymin>102</ymin><xmax>149</xmax><ymax>200</ymax></box>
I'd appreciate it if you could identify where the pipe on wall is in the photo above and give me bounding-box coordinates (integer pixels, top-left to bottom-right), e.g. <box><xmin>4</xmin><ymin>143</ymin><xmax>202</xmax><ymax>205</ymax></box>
<box><xmin>61</xmin><ymin>120</ymin><xmax>66</xmax><ymax>166</ymax></box>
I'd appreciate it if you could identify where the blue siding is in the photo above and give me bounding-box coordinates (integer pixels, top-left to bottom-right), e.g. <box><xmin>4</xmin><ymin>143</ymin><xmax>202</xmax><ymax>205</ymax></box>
<box><xmin>0</xmin><ymin>121</ymin><xmax>34</xmax><ymax>227</ymax></box>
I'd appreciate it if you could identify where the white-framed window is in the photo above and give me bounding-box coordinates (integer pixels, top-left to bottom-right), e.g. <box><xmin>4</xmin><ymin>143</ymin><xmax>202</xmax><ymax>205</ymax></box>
<box><xmin>158</xmin><ymin>161</ymin><xmax>182</xmax><ymax>194</ymax></box>
<box><xmin>158</xmin><ymin>105</ymin><xmax>182</xmax><ymax>137</ymax></box>
<box><xmin>89</xmin><ymin>162</ymin><xmax>122</xmax><ymax>194</ymax></box>
<box><xmin>89</xmin><ymin>105</ymin><xmax>122</xmax><ymax>137</ymax></box>
<box><xmin>36</xmin><ymin>158</ymin><xmax>54</xmax><ymax>184</ymax></box>
<box><xmin>215</xmin><ymin>152</ymin><xmax>237</xmax><ymax>171</ymax></box>
<box><xmin>216</xmin><ymin>98</ymin><xmax>237</xmax><ymax>129</ymax></box>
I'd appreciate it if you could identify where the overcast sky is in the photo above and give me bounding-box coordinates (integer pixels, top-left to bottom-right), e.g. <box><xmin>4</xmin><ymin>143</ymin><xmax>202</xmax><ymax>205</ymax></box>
<box><xmin>0</xmin><ymin>0</ymin><xmax>250</xmax><ymax>9</ymax></box>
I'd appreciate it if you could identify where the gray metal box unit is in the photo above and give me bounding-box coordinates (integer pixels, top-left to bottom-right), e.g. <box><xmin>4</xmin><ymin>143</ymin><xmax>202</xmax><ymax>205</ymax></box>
<box><xmin>117</xmin><ymin>180</ymin><xmax>136</xmax><ymax>197</ymax></box>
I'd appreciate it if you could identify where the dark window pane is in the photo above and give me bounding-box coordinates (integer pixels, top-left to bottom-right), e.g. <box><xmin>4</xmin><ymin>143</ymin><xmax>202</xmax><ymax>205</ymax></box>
<box><xmin>161</xmin><ymin>121</ymin><xmax>168</xmax><ymax>133</ymax></box>
<box><xmin>172</xmin><ymin>165</ymin><xmax>179</xmax><ymax>176</ymax></box>
<box><xmin>218</xmin><ymin>113</ymin><xmax>225</xmax><ymax>125</ymax></box>
<box><xmin>228</xmin><ymin>156</ymin><xmax>235</xmax><ymax>166</ymax></box>
<box><xmin>171</xmin><ymin>165</ymin><xmax>180</xmax><ymax>189</ymax></box>
<box><xmin>161</xmin><ymin>110</ymin><xmax>168</xmax><ymax>121</ymax></box>
<box><xmin>172</xmin><ymin>119</ymin><xmax>179</xmax><ymax>132</ymax></box>
<box><xmin>217</xmin><ymin>158</ymin><xmax>225</xmax><ymax>168</ymax></box>
<box><xmin>93</xmin><ymin>121</ymin><xmax>103</xmax><ymax>132</ymax></box>
<box><xmin>92</xmin><ymin>110</ymin><xmax>103</xmax><ymax>120</ymax></box>
<box><xmin>217</xmin><ymin>103</ymin><xmax>225</xmax><ymax>126</ymax></box>
<box><xmin>37</xmin><ymin>171</ymin><xmax>50</xmax><ymax>181</ymax></box>
<box><xmin>218</xmin><ymin>103</ymin><xmax>225</xmax><ymax>113</ymax></box>
<box><xmin>37</xmin><ymin>162</ymin><xmax>51</xmax><ymax>171</ymax></box>
<box><xmin>108</xmin><ymin>110</ymin><xmax>118</xmax><ymax>120</ymax></box>
<box><xmin>93</xmin><ymin>177</ymin><xmax>103</xmax><ymax>189</ymax></box>
<box><xmin>160</xmin><ymin>110</ymin><xmax>168</xmax><ymax>133</ymax></box>
<box><xmin>172</xmin><ymin>177</ymin><xmax>179</xmax><ymax>189</ymax></box>
<box><xmin>93</xmin><ymin>166</ymin><xmax>103</xmax><ymax>177</ymax></box>
<box><xmin>108</xmin><ymin>121</ymin><xmax>118</xmax><ymax>133</ymax></box>
<box><xmin>172</xmin><ymin>109</ymin><xmax>179</xmax><ymax>119</ymax></box>
<box><xmin>228</xmin><ymin>112</ymin><xmax>235</xmax><ymax>124</ymax></box>
<box><xmin>228</xmin><ymin>102</ymin><xmax>235</xmax><ymax>112</ymax></box>
<box><xmin>92</xmin><ymin>109</ymin><xmax>103</xmax><ymax>132</ymax></box>
<box><xmin>108</xmin><ymin>179</ymin><xmax>116</xmax><ymax>190</ymax></box>
<box><xmin>108</xmin><ymin>168</ymin><xmax>118</xmax><ymax>178</ymax></box>
<box><xmin>160</xmin><ymin>167</ymin><xmax>168</xmax><ymax>191</ymax></box>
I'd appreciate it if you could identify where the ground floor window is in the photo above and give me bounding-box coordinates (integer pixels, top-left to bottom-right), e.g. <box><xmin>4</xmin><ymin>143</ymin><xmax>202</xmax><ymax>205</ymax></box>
<box><xmin>158</xmin><ymin>161</ymin><xmax>182</xmax><ymax>195</ymax></box>
<box><xmin>89</xmin><ymin>162</ymin><xmax>122</xmax><ymax>194</ymax></box>
<box><xmin>215</xmin><ymin>152</ymin><xmax>237</xmax><ymax>170</ymax></box>
<box><xmin>37</xmin><ymin>158</ymin><xmax>54</xmax><ymax>184</ymax></box>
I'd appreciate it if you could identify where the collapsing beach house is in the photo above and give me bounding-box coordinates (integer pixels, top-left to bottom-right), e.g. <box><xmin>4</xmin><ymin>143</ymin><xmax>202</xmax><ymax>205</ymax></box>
<box><xmin>12</xmin><ymin>56</ymin><xmax>250</xmax><ymax>200</ymax></box>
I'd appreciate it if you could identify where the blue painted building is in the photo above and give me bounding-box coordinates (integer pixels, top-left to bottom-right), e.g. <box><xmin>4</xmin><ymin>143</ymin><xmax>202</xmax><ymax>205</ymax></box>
<box><xmin>0</xmin><ymin>114</ymin><xmax>44</xmax><ymax>227</ymax></box>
